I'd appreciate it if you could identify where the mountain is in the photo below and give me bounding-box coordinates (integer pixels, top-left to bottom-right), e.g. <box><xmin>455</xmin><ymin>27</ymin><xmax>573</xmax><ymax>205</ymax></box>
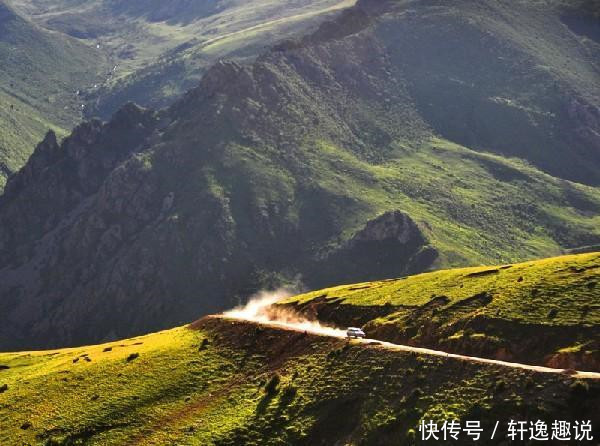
<box><xmin>10</xmin><ymin>0</ymin><xmax>357</xmax><ymax>119</ymax></box>
<box><xmin>0</xmin><ymin>0</ymin><xmax>355</xmax><ymax>190</ymax></box>
<box><xmin>281</xmin><ymin>252</ymin><xmax>600</xmax><ymax>372</ymax></box>
<box><xmin>1</xmin><ymin>0</ymin><xmax>600</xmax><ymax>351</ymax></box>
<box><xmin>0</xmin><ymin>0</ymin><xmax>105</xmax><ymax>190</ymax></box>
<box><xmin>0</xmin><ymin>254</ymin><xmax>598</xmax><ymax>445</ymax></box>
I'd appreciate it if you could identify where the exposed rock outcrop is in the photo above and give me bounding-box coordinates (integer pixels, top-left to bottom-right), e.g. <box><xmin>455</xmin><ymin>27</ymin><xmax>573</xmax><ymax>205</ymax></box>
<box><xmin>310</xmin><ymin>211</ymin><xmax>438</xmax><ymax>285</ymax></box>
<box><xmin>349</xmin><ymin>210</ymin><xmax>426</xmax><ymax>246</ymax></box>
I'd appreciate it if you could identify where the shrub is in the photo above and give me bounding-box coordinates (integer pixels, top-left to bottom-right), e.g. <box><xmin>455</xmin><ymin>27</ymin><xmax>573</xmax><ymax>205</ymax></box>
<box><xmin>409</xmin><ymin>387</ymin><xmax>423</xmax><ymax>400</ymax></box>
<box><xmin>570</xmin><ymin>380</ymin><xmax>589</xmax><ymax>397</ymax></box>
<box><xmin>265</xmin><ymin>374</ymin><xmax>281</xmax><ymax>395</ymax></box>
<box><xmin>494</xmin><ymin>379</ymin><xmax>506</xmax><ymax>393</ymax></box>
<box><xmin>198</xmin><ymin>338</ymin><xmax>210</xmax><ymax>351</ymax></box>
<box><xmin>280</xmin><ymin>385</ymin><xmax>297</xmax><ymax>405</ymax></box>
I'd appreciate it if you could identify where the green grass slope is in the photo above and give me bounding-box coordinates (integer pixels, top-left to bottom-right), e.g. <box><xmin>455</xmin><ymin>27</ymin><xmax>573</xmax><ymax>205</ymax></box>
<box><xmin>300</xmin><ymin>137</ymin><xmax>600</xmax><ymax>271</ymax></box>
<box><xmin>282</xmin><ymin>253</ymin><xmax>600</xmax><ymax>371</ymax></box>
<box><xmin>0</xmin><ymin>318</ymin><xmax>598</xmax><ymax>445</ymax></box>
<box><xmin>0</xmin><ymin>0</ymin><xmax>106</xmax><ymax>190</ymax></box>
<box><xmin>374</xmin><ymin>0</ymin><xmax>600</xmax><ymax>186</ymax></box>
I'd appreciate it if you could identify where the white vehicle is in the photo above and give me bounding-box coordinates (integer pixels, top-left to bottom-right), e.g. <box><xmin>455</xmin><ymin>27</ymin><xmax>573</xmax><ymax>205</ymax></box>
<box><xmin>346</xmin><ymin>327</ymin><xmax>365</xmax><ymax>338</ymax></box>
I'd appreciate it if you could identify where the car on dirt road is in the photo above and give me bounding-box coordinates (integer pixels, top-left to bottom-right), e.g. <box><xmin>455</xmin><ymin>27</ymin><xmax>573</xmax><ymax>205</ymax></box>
<box><xmin>346</xmin><ymin>327</ymin><xmax>366</xmax><ymax>338</ymax></box>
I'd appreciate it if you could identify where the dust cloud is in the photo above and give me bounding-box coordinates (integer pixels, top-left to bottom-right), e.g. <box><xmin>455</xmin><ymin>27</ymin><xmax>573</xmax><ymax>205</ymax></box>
<box><xmin>223</xmin><ymin>289</ymin><xmax>346</xmax><ymax>338</ymax></box>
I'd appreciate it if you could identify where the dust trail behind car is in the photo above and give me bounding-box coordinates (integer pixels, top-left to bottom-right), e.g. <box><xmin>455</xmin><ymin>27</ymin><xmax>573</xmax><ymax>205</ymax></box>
<box><xmin>223</xmin><ymin>289</ymin><xmax>346</xmax><ymax>338</ymax></box>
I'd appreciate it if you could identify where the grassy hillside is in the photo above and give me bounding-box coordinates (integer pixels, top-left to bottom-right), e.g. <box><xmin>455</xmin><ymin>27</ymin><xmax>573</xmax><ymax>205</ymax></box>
<box><xmin>375</xmin><ymin>0</ymin><xmax>600</xmax><ymax>186</ymax></box>
<box><xmin>282</xmin><ymin>253</ymin><xmax>600</xmax><ymax>370</ymax></box>
<box><xmin>301</xmin><ymin>137</ymin><xmax>600</xmax><ymax>272</ymax></box>
<box><xmin>0</xmin><ymin>318</ymin><xmax>598</xmax><ymax>445</ymax></box>
<box><xmin>0</xmin><ymin>90</ymin><xmax>66</xmax><ymax>190</ymax></box>
<box><xmin>0</xmin><ymin>0</ymin><xmax>105</xmax><ymax>190</ymax></box>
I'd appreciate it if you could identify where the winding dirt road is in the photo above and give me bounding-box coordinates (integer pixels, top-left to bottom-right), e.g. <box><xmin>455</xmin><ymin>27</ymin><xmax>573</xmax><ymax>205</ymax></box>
<box><xmin>221</xmin><ymin>295</ymin><xmax>600</xmax><ymax>380</ymax></box>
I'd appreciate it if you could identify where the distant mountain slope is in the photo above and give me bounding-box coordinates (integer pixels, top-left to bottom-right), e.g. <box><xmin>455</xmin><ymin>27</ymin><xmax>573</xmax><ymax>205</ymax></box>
<box><xmin>10</xmin><ymin>0</ymin><xmax>357</xmax><ymax>119</ymax></box>
<box><xmin>282</xmin><ymin>252</ymin><xmax>600</xmax><ymax>371</ymax></box>
<box><xmin>371</xmin><ymin>0</ymin><xmax>600</xmax><ymax>185</ymax></box>
<box><xmin>0</xmin><ymin>0</ymin><xmax>355</xmax><ymax>190</ymax></box>
<box><xmin>0</xmin><ymin>317</ymin><xmax>598</xmax><ymax>445</ymax></box>
<box><xmin>0</xmin><ymin>0</ymin><xmax>105</xmax><ymax>190</ymax></box>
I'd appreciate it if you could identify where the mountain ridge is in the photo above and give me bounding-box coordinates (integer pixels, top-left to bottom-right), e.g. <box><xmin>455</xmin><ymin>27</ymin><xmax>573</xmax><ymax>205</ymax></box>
<box><xmin>0</xmin><ymin>0</ymin><xmax>106</xmax><ymax>190</ymax></box>
<box><xmin>280</xmin><ymin>252</ymin><xmax>600</xmax><ymax>372</ymax></box>
<box><xmin>0</xmin><ymin>0</ymin><xmax>599</xmax><ymax>350</ymax></box>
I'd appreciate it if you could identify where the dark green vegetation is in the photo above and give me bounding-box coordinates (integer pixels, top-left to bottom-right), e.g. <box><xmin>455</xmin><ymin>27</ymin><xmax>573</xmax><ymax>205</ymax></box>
<box><xmin>282</xmin><ymin>253</ymin><xmax>600</xmax><ymax>371</ymax></box>
<box><xmin>0</xmin><ymin>0</ymin><xmax>105</xmax><ymax>190</ymax></box>
<box><xmin>0</xmin><ymin>0</ymin><xmax>599</xmax><ymax>350</ymax></box>
<box><xmin>0</xmin><ymin>318</ymin><xmax>598</xmax><ymax>445</ymax></box>
<box><xmin>383</xmin><ymin>0</ymin><xmax>600</xmax><ymax>185</ymax></box>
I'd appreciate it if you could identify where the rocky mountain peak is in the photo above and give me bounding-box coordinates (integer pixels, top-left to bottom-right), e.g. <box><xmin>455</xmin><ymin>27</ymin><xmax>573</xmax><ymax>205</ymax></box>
<box><xmin>3</xmin><ymin>130</ymin><xmax>60</xmax><ymax>199</ymax></box>
<box><xmin>350</xmin><ymin>210</ymin><xmax>426</xmax><ymax>245</ymax></box>
<box><xmin>111</xmin><ymin>101</ymin><xmax>151</xmax><ymax>123</ymax></box>
<box><xmin>176</xmin><ymin>60</ymin><xmax>254</xmax><ymax>111</ymax></box>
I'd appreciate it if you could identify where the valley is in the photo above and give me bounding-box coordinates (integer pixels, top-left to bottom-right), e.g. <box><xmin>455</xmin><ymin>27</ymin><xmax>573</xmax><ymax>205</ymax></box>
<box><xmin>0</xmin><ymin>0</ymin><xmax>106</xmax><ymax>189</ymax></box>
<box><xmin>0</xmin><ymin>0</ymin><xmax>357</xmax><ymax>189</ymax></box>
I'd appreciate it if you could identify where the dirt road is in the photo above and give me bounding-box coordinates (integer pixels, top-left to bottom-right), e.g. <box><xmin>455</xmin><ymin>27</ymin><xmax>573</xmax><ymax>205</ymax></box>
<box><xmin>220</xmin><ymin>313</ymin><xmax>600</xmax><ymax>380</ymax></box>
